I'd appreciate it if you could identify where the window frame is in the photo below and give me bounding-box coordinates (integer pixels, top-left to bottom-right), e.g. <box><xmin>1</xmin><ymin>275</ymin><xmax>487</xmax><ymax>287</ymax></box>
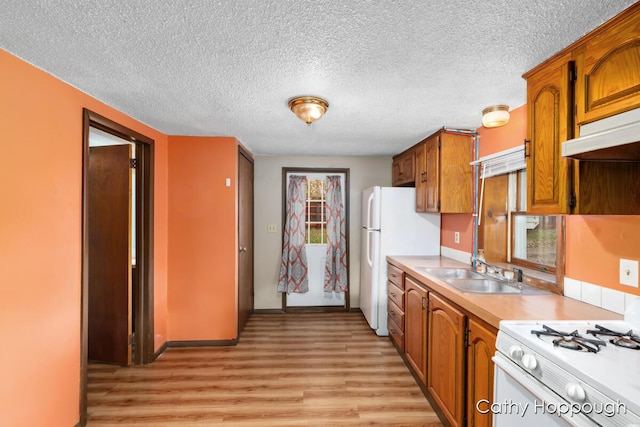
<box><xmin>509</xmin><ymin>212</ymin><xmax>562</xmax><ymax>274</ymax></box>
<box><xmin>478</xmin><ymin>168</ymin><xmax>566</xmax><ymax>294</ymax></box>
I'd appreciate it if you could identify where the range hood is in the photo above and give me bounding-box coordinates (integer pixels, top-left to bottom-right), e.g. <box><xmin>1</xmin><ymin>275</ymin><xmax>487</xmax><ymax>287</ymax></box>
<box><xmin>562</xmin><ymin>107</ymin><xmax>640</xmax><ymax>161</ymax></box>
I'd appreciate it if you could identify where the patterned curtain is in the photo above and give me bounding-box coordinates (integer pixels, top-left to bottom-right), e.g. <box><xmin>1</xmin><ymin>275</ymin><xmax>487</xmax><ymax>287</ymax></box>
<box><xmin>323</xmin><ymin>175</ymin><xmax>347</xmax><ymax>293</ymax></box>
<box><xmin>277</xmin><ymin>175</ymin><xmax>309</xmax><ymax>294</ymax></box>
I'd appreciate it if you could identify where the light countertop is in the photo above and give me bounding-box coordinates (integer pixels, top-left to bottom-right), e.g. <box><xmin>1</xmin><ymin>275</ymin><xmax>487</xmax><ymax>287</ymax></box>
<box><xmin>387</xmin><ymin>255</ymin><xmax>623</xmax><ymax>330</ymax></box>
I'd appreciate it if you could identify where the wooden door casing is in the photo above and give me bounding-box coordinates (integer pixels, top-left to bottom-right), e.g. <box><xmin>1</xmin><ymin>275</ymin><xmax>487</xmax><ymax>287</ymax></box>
<box><xmin>427</xmin><ymin>293</ymin><xmax>466</xmax><ymax>427</ymax></box>
<box><xmin>466</xmin><ymin>318</ymin><xmax>497</xmax><ymax>427</ymax></box>
<box><xmin>404</xmin><ymin>276</ymin><xmax>428</xmax><ymax>385</ymax></box>
<box><xmin>88</xmin><ymin>144</ymin><xmax>132</xmax><ymax>365</ymax></box>
<box><xmin>237</xmin><ymin>150</ymin><xmax>254</xmax><ymax>336</ymax></box>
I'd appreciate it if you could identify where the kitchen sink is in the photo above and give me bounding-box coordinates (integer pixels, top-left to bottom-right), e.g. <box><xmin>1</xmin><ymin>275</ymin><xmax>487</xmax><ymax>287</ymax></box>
<box><xmin>444</xmin><ymin>278</ymin><xmax>551</xmax><ymax>295</ymax></box>
<box><xmin>416</xmin><ymin>267</ymin><xmax>485</xmax><ymax>280</ymax></box>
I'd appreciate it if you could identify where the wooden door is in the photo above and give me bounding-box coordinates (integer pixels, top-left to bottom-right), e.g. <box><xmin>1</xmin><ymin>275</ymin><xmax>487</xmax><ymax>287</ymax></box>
<box><xmin>237</xmin><ymin>150</ymin><xmax>254</xmax><ymax>335</ymax></box>
<box><xmin>466</xmin><ymin>318</ymin><xmax>497</xmax><ymax>427</ymax></box>
<box><xmin>481</xmin><ymin>175</ymin><xmax>509</xmax><ymax>263</ymax></box>
<box><xmin>525</xmin><ymin>54</ymin><xmax>573</xmax><ymax>214</ymax></box>
<box><xmin>88</xmin><ymin>145</ymin><xmax>132</xmax><ymax>365</ymax></box>
<box><xmin>424</xmin><ymin>135</ymin><xmax>440</xmax><ymax>213</ymax></box>
<box><xmin>404</xmin><ymin>276</ymin><xmax>428</xmax><ymax>385</ymax></box>
<box><xmin>428</xmin><ymin>293</ymin><xmax>465</xmax><ymax>427</ymax></box>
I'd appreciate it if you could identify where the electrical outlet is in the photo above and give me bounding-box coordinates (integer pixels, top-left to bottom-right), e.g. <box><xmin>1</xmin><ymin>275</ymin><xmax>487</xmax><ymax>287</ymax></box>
<box><xmin>620</xmin><ymin>258</ymin><xmax>639</xmax><ymax>287</ymax></box>
<box><xmin>454</xmin><ymin>232</ymin><xmax>460</xmax><ymax>244</ymax></box>
<box><xmin>267</xmin><ymin>224</ymin><xmax>277</xmax><ymax>233</ymax></box>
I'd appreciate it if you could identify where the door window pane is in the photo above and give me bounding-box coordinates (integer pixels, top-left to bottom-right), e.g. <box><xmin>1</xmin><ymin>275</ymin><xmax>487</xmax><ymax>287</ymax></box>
<box><xmin>306</xmin><ymin>179</ymin><xmax>327</xmax><ymax>244</ymax></box>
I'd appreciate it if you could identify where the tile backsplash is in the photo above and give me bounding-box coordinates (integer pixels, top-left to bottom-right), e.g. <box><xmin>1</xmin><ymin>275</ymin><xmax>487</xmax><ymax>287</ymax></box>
<box><xmin>564</xmin><ymin>277</ymin><xmax>639</xmax><ymax>315</ymax></box>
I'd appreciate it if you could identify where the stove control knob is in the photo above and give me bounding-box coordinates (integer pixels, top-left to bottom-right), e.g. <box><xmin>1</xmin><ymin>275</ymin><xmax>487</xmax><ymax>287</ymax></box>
<box><xmin>508</xmin><ymin>345</ymin><xmax>524</xmax><ymax>360</ymax></box>
<box><xmin>565</xmin><ymin>383</ymin><xmax>586</xmax><ymax>402</ymax></box>
<box><xmin>521</xmin><ymin>353</ymin><xmax>538</xmax><ymax>370</ymax></box>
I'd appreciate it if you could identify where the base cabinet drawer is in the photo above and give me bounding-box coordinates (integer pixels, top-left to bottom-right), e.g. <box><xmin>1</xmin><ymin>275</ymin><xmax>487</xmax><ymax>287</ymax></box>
<box><xmin>388</xmin><ymin>315</ymin><xmax>405</xmax><ymax>352</ymax></box>
<box><xmin>388</xmin><ymin>282</ymin><xmax>404</xmax><ymax>310</ymax></box>
<box><xmin>388</xmin><ymin>298</ymin><xmax>404</xmax><ymax>331</ymax></box>
<box><xmin>387</xmin><ymin>263</ymin><xmax>404</xmax><ymax>288</ymax></box>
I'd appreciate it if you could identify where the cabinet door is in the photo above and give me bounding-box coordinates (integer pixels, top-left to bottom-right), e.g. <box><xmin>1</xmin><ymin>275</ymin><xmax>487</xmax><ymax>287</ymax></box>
<box><xmin>466</xmin><ymin>319</ymin><xmax>497</xmax><ymax>427</ymax></box>
<box><xmin>424</xmin><ymin>136</ymin><xmax>440</xmax><ymax>213</ymax></box>
<box><xmin>525</xmin><ymin>53</ymin><xmax>573</xmax><ymax>214</ymax></box>
<box><xmin>415</xmin><ymin>143</ymin><xmax>427</xmax><ymax>212</ymax></box>
<box><xmin>575</xmin><ymin>6</ymin><xmax>640</xmax><ymax>126</ymax></box>
<box><xmin>439</xmin><ymin>132</ymin><xmax>473</xmax><ymax>213</ymax></box>
<box><xmin>404</xmin><ymin>276</ymin><xmax>428</xmax><ymax>385</ymax></box>
<box><xmin>392</xmin><ymin>149</ymin><xmax>416</xmax><ymax>186</ymax></box>
<box><xmin>428</xmin><ymin>293</ymin><xmax>466</xmax><ymax>427</ymax></box>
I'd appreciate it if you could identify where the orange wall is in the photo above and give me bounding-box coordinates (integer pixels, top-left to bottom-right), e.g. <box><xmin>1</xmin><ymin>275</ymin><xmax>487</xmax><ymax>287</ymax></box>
<box><xmin>566</xmin><ymin>216</ymin><xmax>640</xmax><ymax>295</ymax></box>
<box><xmin>441</xmin><ymin>105</ymin><xmax>527</xmax><ymax>254</ymax></box>
<box><xmin>441</xmin><ymin>214</ymin><xmax>474</xmax><ymax>253</ymax></box>
<box><xmin>462</xmin><ymin>102</ymin><xmax>640</xmax><ymax>296</ymax></box>
<box><xmin>0</xmin><ymin>49</ymin><xmax>169</xmax><ymax>426</ymax></box>
<box><xmin>477</xmin><ymin>105</ymin><xmax>527</xmax><ymax>158</ymax></box>
<box><xmin>167</xmin><ymin>136</ymin><xmax>238</xmax><ymax>340</ymax></box>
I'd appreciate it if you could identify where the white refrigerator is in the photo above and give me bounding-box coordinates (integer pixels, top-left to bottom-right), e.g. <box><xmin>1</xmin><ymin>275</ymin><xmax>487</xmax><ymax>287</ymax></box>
<box><xmin>360</xmin><ymin>186</ymin><xmax>441</xmax><ymax>336</ymax></box>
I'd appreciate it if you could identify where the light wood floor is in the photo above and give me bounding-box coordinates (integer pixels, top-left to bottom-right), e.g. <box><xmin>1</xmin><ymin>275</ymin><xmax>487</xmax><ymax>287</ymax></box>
<box><xmin>87</xmin><ymin>312</ymin><xmax>444</xmax><ymax>426</ymax></box>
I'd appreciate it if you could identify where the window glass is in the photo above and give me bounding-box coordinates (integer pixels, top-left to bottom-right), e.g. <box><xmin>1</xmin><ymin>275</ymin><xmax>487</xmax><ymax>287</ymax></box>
<box><xmin>507</xmin><ymin>169</ymin><xmax>558</xmax><ymax>272</ymax></box>
<box><xmin>306</xmin><ymin>179</ymin><xmax>327</xmax><ymax>244</ymax></box>
<box><xmin>512</xmin><ymin>214</ymin><xmax>557</xmax><ymax>270</ymax></box>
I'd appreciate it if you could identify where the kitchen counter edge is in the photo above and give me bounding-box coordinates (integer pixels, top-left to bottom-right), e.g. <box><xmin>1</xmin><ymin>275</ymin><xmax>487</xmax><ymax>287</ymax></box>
<box><xmin>387</xmin><ymin>255</ymin><xmax>622</xmax><ymax>329</ymax></box>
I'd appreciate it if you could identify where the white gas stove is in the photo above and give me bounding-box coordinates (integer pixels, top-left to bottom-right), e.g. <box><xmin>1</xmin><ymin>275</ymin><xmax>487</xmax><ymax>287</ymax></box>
<box><xmin>492</xmin><ymin>305</ymin><xmax>640</xmax><ymax>426</ymax></box>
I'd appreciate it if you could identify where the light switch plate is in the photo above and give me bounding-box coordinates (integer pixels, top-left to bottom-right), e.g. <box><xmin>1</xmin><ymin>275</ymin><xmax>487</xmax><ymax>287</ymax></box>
<box><xmin>620</xmin><ymin>259</ymin><xmax>639</xmax><ymax>287</ymax></box>
<box><xmin>267</xmin><ymin>224</ymin><xmax>277</xmax><ymax>233</ymax></box>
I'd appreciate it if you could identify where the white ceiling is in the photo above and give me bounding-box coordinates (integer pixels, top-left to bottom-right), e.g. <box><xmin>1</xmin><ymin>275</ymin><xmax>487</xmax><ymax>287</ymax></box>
<box><xmin>1</xmin><ymin>0</ymin><xmax>637</xmax><ymax>156</ymax></box>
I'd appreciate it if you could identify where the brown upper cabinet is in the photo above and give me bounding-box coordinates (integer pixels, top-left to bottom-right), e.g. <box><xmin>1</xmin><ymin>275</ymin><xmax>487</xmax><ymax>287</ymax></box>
<box><xmin>415</xmin><ymin>129</ymin><xmax>474</xmax><ymax>214</ymax></box>
<box><xmin>523</xmin><ymin>3</ymin><xmax>640</xmax><ymax>215</ymax></box>
<box><xmin>575</xmin><ymin>9</ymin><xmax>640</xmax><ymax>126</ymax></box>
<box><xmin>392</xmin><ymin>148</ymin><xmax>416</xmax><ymax>187</ymax></box>
<box><xmin>524</xmin><ymin>53</ymin><xmax>574</xmax><ymax>214</ymax></box>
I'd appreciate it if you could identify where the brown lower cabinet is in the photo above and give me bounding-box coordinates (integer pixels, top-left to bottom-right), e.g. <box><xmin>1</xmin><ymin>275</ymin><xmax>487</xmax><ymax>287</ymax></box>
<box><xmin>466</xmin><ymin>318</ymin><xmax>497</xmax><ymax>427</ymax></box>
<box><xmin>428</xmin><ymin>293</ymin><xmax>466</xmax><ymax>427</ymax></box>
<box><xmin>387</xmin><ymin>264</ymin><xmax>497</xmax><ymax>427</ymax></box>
<box><xmin>404</xmin><ymin>276</ymin><xmax>428</xmax><ymax>385</ymax></box>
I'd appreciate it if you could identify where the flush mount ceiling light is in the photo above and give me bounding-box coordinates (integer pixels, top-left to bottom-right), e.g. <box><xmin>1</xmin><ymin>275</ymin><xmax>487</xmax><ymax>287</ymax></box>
<box><xmin>288</xmin><ymin>96</ymin><xmax>329</xmax><ymax>126</ymax></box>
<box><xmin>482</xmin><ymin>105</ymin><xmax>510</xmax><ymax>128</ymax></box>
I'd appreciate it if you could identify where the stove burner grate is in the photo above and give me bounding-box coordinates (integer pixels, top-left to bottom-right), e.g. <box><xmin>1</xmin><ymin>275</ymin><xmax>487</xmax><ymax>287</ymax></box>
<box><xmin>587</xmin><ymin>325</ymin><xmax>640</xmax><ymax>350</ymax></box>
<box><xmin>531</xmin><ymin>325</ymin><xmax>606</xmax><ymax>353</ymax></box>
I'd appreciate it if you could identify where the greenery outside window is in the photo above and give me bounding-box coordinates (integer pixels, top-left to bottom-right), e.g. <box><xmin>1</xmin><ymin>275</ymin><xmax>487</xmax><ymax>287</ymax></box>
<box><xmin>507</xmin><ymin>170</ymin><xmax>562</xmax><ymax>274</ymax></box>
<box><xmin>306</xmin><ymin>178</ymin><xmax>327</xmax><ymax>244</ymax></box>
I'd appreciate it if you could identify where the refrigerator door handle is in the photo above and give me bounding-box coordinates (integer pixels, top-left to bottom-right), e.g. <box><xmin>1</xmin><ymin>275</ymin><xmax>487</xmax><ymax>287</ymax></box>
<box><xmin>366</xmin><ymin>191</ymin><xmax>375</xmax><ymax>229</ymax></box>
<box><xmin>366</xmin><ymin>230</ymin><xmax>374</xmax><ymax>267</ymax></box>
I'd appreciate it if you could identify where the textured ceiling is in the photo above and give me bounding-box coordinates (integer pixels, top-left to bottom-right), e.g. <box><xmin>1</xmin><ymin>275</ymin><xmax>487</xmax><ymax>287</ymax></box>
<box><xmin>1</xmin><ymin>0</ymin><xmax>637</xmax><ymax>156</ymax></box>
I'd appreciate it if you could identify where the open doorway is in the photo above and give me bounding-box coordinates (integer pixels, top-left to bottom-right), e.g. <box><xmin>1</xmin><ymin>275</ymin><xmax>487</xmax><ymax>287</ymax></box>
<box><xmin>281</xmin><ymin>167</ymin><xmax>350</xmax><ymax>312</ymax></box>
<box><xmin>79</xmin><ymin>109</ymin><xmax>155</xmax><ymax>425</ymax></box>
